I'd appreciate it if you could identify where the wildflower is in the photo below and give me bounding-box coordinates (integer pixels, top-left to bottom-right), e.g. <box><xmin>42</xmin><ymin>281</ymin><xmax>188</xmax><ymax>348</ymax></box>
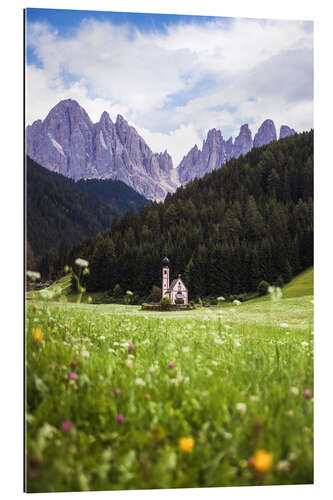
<box><xmin>217</xmin><ymin>296</ymin><xmax>225</xmax><ymax>302</ymax></box>
<box><xmin>250</xmin><ymin>450</ymin><xmax>273</xmax><ymax>473</ymax></box>
<box><xmin>27</xmin><ymin>271</ymin><xmax>41</xmax><ymax>281</ymax></box>
<box><xmin>214</xmin><ymin>338</ymin><xmax>223</xmax><ymax>345</ymax></box>
<box><xmin>64</xmin><ymin>323</ymin><xmax>70</xmax><ymax>330</ymax></box>
<box><xmin>280</xmin><ymin>323</ymin><xmax>288</xmax><ymax>328</ymax></box>
<box><xmin>291</xmin><ymin>387</ymin><xmax>299</xmax><ymax>396</ymax></box>
<box><xmin>168</xmin><ymin>362</ymin><xmax>175</xmax><ymax>369</ymax></box>
<box><xmin>250</xmin><ymin>395</ymin><xmax>259</xmax><ymax>402</ymax></box>
<box><xmin>135</xmin><ymin>377</ymin><xmax>146</xmax><ymax>387</ymax></box>
<box><xmin>33</xmin><ymin>304</ymin><xmax>38</xmax><ymax>311</ymax></box>
<box><xmin>304</xmin><ymin>388</ymin><xmax>312</xmax><ymax>399</ymax></box>
<box><xmin>75</xmin><ymin>258</ymin><xmax>89</xmax><ymax>268</ymax></box>
<box><xmin>301</xmin><ymin>341</ymin><xmax>309</xmax><ymax>347</ymax></box>
<box><xmin>125</xmin><ymin>359</ymin><xmax>133</xmax><ymax>369</ymax></box>
<box><xmin>61</xmin><ymin>420</ymin><xmax>74</xmax><ymax>432</ymax></box>
<box><xmin>233</xmin><ymin>299</ymin><xmax>241</xmax><ymax>305</ymax></box>
<box><xmin>236</xmin><ymin>403</ymin><xmax>247</xmax><ymax>415</ymax></box>
<box><xmin>277</xmin><ymin>460</ymin><xmax>290</xmax><ymax>472</ymax></box>
<box><xmin>234</xmin><ymin>340</ymin><xmax>241</xmax><ymax>347</ymax></box>
<box><xmin>69</xmin><ymin>372</ymin><xmax>78</xmax><ymax>380</ymax></box>
<box><xmin>99</xmin><ymin>335</ymin><xmax>106</xmax><ymax>340</ymax></box>
<box><xmin>32</xmin><ymin>328</ymin><xmax>43</xmax><ymax>343</ymax></box>
<box><xmin>114</xmin><ymin>389</ymin><xmax>121</xmax><ymax>396</ymax></box>
<box><xmin>179</xmin><ymin>437</ymin><xmax>195</xmax><ymax>453</ymax></box>
<box><xmin>116</xmin><ymin>414</ymin><xmax>124</xmax><ymax>424</ymax></box>
<box><xmin>127</xmin><ymin>343</ymin><xmax>135</xmax><ymax>352</ymax></box>
<box><xmin>81</xmin><ymin>350</ymin><xmax>90</xmax><ymax>359</ymax></box>
<box><xmin>285</xmin><ymin>410</ymin><xmax>294</xmax><ymax>417</ymax></box>
<box><xmin>268</xmin><ymin>286</ymin><xmax>282</xmax><ymax>300</ymax></box>
<box><xmin>182</xmin><ymin>346</ymin><xmax>190</xmax><ymax>353</ymax></box>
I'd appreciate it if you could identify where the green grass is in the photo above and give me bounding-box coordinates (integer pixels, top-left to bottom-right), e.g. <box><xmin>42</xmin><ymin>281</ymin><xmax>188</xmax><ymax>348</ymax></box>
<box><xmin>26</xmin><ymin>292</ymin><xmax>313</xmax><ymax>492</ymax></box>
<box><xmin>282</xmin><ymin>267</ymin><xmax>314</xmax><ymax>299</ymax></box>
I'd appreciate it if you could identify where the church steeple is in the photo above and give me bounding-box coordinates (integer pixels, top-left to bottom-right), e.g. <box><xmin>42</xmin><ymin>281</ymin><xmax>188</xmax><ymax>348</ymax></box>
<box><xmin>162</xmin><ymin>256</ymin><xmax>170</xmax><ymax>298</ymax></box>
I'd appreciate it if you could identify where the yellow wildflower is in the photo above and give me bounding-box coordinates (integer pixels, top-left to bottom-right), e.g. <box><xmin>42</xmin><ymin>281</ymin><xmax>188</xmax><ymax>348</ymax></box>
<box><xmin>179</xmin><ymin>437</ymin><xmax>195</xmax><ymax>453</ymax></box>
<box><xmin>64</xmin><ymin>323</ymin><xmax>70</xmax><ymax>330</ymax></box>
<box><xmin>32</xmin><ymin>328</ymin><xmax>43</xmax><ymax>343</ymax></box>
<box><xmin>33</xmin><ymin>304</ymin><xmax>38</xmax><ymax>311</ymax></box>
<box><xmin>250</xmin><ymin>450</ymin><xmax>273</xmax><ymax>473</ymax></box>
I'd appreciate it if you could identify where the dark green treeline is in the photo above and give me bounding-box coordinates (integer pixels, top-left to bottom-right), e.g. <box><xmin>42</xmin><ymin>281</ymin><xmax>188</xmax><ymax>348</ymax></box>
<box><xmin>40</xmin><ymin>131</ymin><xmax>313</xmax><ymax>300</ymax></box>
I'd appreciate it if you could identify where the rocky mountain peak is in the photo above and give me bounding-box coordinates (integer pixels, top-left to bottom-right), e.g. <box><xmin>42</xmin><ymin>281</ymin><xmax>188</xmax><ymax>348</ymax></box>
<box><xmin>253</xmin><ymin>119</ymin><xmax>277</xmax><ymax>148</ymax></box>
<box><xmin>233</xmin><ymin>123</ymin><xmax>253</xmax><ymax>158</ymax></box>
<box><xmin>279</xmin><ymin>125</ymin><xmax>296</xmax><ymax>139</ymax></box>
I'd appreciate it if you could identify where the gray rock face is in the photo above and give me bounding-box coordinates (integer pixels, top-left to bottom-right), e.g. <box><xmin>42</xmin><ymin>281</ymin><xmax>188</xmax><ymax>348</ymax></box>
<box><xmin>279</xmin><ymin>125</ymin><xmax>296</xmax><ymax>139</ymax></box>
<box><xmin>232</xmin><ymin>124</ymin><xmax>253</xmax><ymax>158</ymax></box>
<box><xmin>26</xmin><ymin>99</ymin><xmax>178</xmax><ymax>201</ymax></box>
<box><xmin>176</xmin><ymin>119</ymin><xmax>296</xmax><ymax>185</ymax></box>
<box><xmin>253</xmin><ymin>119</ymin><xmax>277</xmax><ymax>148</ymax></box>
<box><xmin>177</xmin><ymin>129</ymin><xmax>235</xmax><ymax>184</ymax></box>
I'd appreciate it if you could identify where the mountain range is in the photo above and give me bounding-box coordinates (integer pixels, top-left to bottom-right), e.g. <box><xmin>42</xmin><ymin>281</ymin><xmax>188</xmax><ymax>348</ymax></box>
<box><xmin>26</xmin><ymin>99</ymin><xmax>296</xmax><ymax>201</ymax></box>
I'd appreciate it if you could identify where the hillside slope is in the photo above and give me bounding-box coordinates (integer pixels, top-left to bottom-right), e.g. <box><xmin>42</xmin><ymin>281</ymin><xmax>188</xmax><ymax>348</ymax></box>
<box><xmin>282</xmin><ymin>267</ymin><xmax>314</xmax><ymax>298</ymax></box>
<box><xmin>26</xmin><ymin>157</ymin><xmax>150</xmax><ymax>260</ymax></box>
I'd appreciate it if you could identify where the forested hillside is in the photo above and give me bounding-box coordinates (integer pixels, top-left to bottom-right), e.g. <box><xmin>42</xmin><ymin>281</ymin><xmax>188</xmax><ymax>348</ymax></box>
<box><xmin>39</xmin><ymin>131</ymin><xmax>313</xmax><ymax>300</ymax></box>
<box><xmin>75</xmin><ymin>178</ymin><xmax>151</xmax><ymax>213</ymax></box>
<box><xmin>26</xmin><ymin>157</ymin><xmax>151</xmax><ymax>267</ymax></box>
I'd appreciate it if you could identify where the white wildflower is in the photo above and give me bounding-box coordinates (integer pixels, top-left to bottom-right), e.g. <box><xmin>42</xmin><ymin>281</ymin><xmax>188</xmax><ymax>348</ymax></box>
<box><xmin>214</xmin><ymin>338</ymin><xmax>223</xmax><ymax>345</ymax></box>
<box><xmin>108</xmin><ymin>348</ymin><xmax>116</xmax><ymax>353</ymax></box>
<box><xmin>250</xmin><ymin>395</ymin><xmax>259</xmax><ymax>402</ymax></box>
<box><xmin>81</xmin><ymin>350</ymin><xmax>90</xmax><ymax>359</ymax></box>
<box><xmin>211</xmin><ymin>360</ymin><xmax>218</xmax><ymax>366</ymax></box>
<box><xmin>135</xmin><ymin>377</ymin><xmax>146</xmax><ymax>387</ymax></box>
<box><xmin>236</xmin><ymin>403</ymin><xmax>247</xmax><ymax>415</ymax></box>
<box><xmin>234</xmin><ymin>340</ymin><xmax>241</xmax><ymax>347</ymax></box>
<box><xmin>268</xmin><ymin>286</ymin><xmax>283</xmax><ymax>300</ymax></box>
<box><xmin>206</xmin><ymin>368</ymin><xmax>213</xmax><ymax>376</ymax></box>
<box><xmin>182</xmin><ymin>346</ymin><xmax>190</xmax><ymax>353</ymax></box>
<box><xmin>233</xmin><ymin>299</ymin><xmax>241</xmax><ymax>306</ymax></box>
<box><xmin>217</xmin><ymin>296</ymin><xmax>225</xmax><ymax>301</ymax></box>
<box><xmin>301</xmin><ymin>341</ymin><xmax>309</xmax><ymax>347</ymax></box>
<box><xmin>26</xmin><ymin>270</ymin><xmax>41</xmax><ymax>281</ymax></box>
<box><xmin>75</xmin><ymin>258</ymin><xmax>89</xmax><ymax>268</ymax></box>
<box><xmin>280</xmin><ymin>323</ymin><xmax>289</xmax><ymax>328</ymax></box>
<box><xmin>99</xmin><ymin>335</ymin><xmax>106</xmax><ymax>340</ymax></box>
<box><xmin>142</xmin><ymin>339</ymin><xmax>150</xmax><ymax>344</ymax></box>
<box><xmin>125</xmin><ymin>359</ymin><xmax>133</xmax><ymax>369</ymax></box>
<box><xmin>291</xmin><ymin>387</ymin><xmax>299</xmax><ymax>396</ymax></box>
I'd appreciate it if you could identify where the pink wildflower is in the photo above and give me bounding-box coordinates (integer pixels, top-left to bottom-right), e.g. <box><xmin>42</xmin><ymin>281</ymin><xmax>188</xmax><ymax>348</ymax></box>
<box><xmin>116</xmin><ymin>414</ymin><xmax>124</xmax><ymax>423</ymax></box>
<box><xmin>304</xmin><ymin>389</ymin><xmax>312</xmax><ymax>399</ymax></box>
<box><xmin>168</xmin><ymin>362</ymin><xmax>175</xmax><ymax>369</ymax></box>
<box><xmin>115</xmin><ymin>389</ymin><xmax>121</xmax><ymax>396</ymax></box>
<box><xmin>69</xmin><ymin>372</ymin><xmax>78</xmax><ymax>380</ymax></box>
<box><xmin>61</xmin><ymin>420</ymin><xmax>73</xmax><ymax>432</ymax></box>
<box><xmin>127</xmin><ymin>343</ymin><xmax>135</xmax><ymax>352</ymax></box>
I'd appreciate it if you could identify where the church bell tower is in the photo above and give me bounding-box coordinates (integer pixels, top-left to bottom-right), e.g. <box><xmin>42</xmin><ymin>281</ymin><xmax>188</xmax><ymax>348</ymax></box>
<box><xmin>162</xmin><ymin>256</ymin><xmax>170</xmax><ymax>298</ymax></box>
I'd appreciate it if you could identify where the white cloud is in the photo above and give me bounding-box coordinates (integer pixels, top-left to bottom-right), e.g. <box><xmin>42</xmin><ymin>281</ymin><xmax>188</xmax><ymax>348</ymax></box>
<box><xmin>26</xmin><ymin>16</ymin><xmax>313</xmax><ymax>166</ymax></box>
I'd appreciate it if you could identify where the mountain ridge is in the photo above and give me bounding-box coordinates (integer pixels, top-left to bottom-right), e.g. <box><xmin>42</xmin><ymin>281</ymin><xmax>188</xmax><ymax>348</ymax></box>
<box><xmin>26</xmin><ymin>98</ymin><xmax>297</xmax><ymax>199</ymax></box>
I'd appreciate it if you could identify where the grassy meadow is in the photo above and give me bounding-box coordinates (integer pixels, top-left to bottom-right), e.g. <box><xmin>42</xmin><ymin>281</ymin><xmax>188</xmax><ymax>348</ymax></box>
<box><xmin>25</xmin><ymin>270</ymin><xmax>314</xmax><ymax>492</ymax></box>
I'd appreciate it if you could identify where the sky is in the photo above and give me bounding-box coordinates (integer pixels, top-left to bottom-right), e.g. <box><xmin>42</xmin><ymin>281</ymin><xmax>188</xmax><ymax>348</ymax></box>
<box><xmin>25</xmin><ymin>8</ymin><xmax>313</xmax><ymax>166</ymax></box>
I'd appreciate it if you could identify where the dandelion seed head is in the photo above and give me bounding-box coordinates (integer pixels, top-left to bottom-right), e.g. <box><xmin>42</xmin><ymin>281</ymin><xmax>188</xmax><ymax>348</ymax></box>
<box><xmin>75</xmin><ymin>258</ymin><xmax>89</xmax><ymax>268</ymax></box>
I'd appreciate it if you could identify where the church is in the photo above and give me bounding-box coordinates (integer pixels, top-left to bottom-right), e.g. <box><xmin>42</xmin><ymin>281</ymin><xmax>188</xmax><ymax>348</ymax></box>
<box><xmin>161</xmin><ymin>257</ymin><xmax>188</xmax><ymax>305</ymax></box>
